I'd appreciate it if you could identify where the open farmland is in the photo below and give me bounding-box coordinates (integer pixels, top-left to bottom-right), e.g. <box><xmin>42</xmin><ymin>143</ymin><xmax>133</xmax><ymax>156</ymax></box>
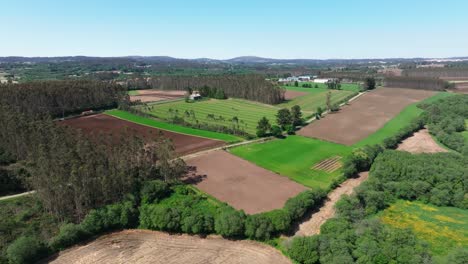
<box><xmin>230</xmin><ymin>136</ymin><xmax>352</xmax><ymax>189</ymax></box>
<box><xmin>277</xmin><ymin>84</ymin><xmax>359</xmax><ymax>113</ymax></box>
<box><xmin>60</xmin><ymin>114</ymin><xmax>225</xmax><ymax>156</ymax></box>
<box><xmin>129</xmin><ymin>89</ymin><xmax>186</xmax><ymax>102</ymax></box>
<box><xmin>298</xmin><ymin>88</ymin><xmax>436</xmax><ymax>145</ymax></box>
<box><xmin>48</xmin><ymin>230</ymin><xmax>291</xmax><ymax>264</ymax></box>
<box><xmin>141</xmin><ymin>98</ymin><xmax>279</xmax><ymax>135</ymax></box>
<box><xmin>380</xmin><ymin>200</ymin><xmax>468</xmax><ymax>256</ymax></box>
<box><xmin>185</xmin><ymin>150</ymin><xmax>307</xmax><ymax>214</ymax></box>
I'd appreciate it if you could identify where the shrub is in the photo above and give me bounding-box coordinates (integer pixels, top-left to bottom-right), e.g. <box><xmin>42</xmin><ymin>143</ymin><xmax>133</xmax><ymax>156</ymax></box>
<box><xmin>7</xmin><ymin>236</ymin><xmax>49</xmax><ymax>264</ymax></box>
<box><xmin>214</xmin><ymin>208</ymin><xmax>245</xmax><ymax>238</ymax></box>
<box><xmin>140</xmin><ymin>180</ymin><xmax>171</xmax><ymax>204</ymax></box>
<box><xmin>284</xmin><ymin>190</ymin><xmax>326</xmax><ymax>221</ymax></box>
<box><xmin>49</xmin><ymin>223</ymin><xmax>90</xmax><ymax>251</ymax></box>
<box><xmin>244</xmin><ymin>214</ymin><xmax>275</xmax><ymax>240</ymax></box>
<box><xmin>81</xmin><ymin>201</ymin><xmax>137</xmax><ymax>234</ymax></box>
<box><xmin>271</xmin><ymin>125</ymin><xmax>283</xmax><ymax>138</ymax></box>
<box><xmin>264</xmin><ymin>209</ymin><xmax>291</xmax><ymax>233</ymax></box>
<box><xmin>181</xmin><ymin>211</ymin><xmax>214</xmax><ymax>235</ymax></box>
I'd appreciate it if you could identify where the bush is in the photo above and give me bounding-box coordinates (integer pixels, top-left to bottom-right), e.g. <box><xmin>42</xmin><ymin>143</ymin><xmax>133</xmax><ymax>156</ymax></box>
<box><xmin>285</xmin><ymin>124</ymin><xmax>295</xmax><ymax>135</ymax></box>
<box><xmin>181</xmin><ymin>210</ymin><xmax>214</xmax><ymax>235</ymax></box>
<box><xmin>264</xmin><ymin>209</ymin><xmax>291</xmax><ymax>233</ymax></box>
<box><xmin>7</xmin><ymin>236</ymin><xmax>49</xmax><ymax>264</ymax></box>
<box><xmin>140</xmin><ymin>180</ymin><xmax>171</xmax><ymax>204</ymax></box>
<box><xmin>271</xmin><ymin>125</ymin><xmax>283</xmax><ymax>138</ymax></box>
<box><xmin>214</xmin><ymin>208</ymin><xmax>245</xmax><ymax>238</ymax></box>
<box><xmin>81</xmin><ymin>201</ymin><xmax>137</xmax><ymax>234</ymax></box>
<box><xmin>284</xmin><ymin>190</ymin><xmax>326</xmax><ymax>221</ymax></box>
<box><xmin>49</xmin><ymin>223</ymin><xmax>90</xmax><ymax>251</ymax></box>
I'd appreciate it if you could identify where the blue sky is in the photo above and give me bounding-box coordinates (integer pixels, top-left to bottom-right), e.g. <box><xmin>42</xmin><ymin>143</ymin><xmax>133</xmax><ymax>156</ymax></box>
<box><xmin>1</xmin><ymin>0</ymin><xmax>467</xmax><ymax>59</ymax></box>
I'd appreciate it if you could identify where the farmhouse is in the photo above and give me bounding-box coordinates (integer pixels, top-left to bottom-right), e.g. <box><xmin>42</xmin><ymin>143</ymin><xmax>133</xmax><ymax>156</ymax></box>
<box><xmin>189</xmin><ymin>91</ymin><xmax>202</xmax><ymax>100</ymax></box>
<box><xmin>313</xmin><ymin>78</ymin><xmax>332</xmax><ymax>83</ymax></box>
<box><xmin>298</xmin><ymin>76</ymin><xmax>311</xmax><ymax>81</ymax></box>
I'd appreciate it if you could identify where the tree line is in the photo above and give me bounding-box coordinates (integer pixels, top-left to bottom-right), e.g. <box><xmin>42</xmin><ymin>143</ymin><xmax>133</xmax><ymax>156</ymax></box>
<box><xmin>404</xmin><ymin>68</ymin><xmax>468</xmax><ymax>79</ymax></box>
<box><xmin>124</xmin><ymin>74</ymin><xmax>285</xmax><ymax>104</ymax></box>
<box><xmin>384</xmin><ymin>76</ymin><xmax>447</xmax><ymax>91</ymax></box>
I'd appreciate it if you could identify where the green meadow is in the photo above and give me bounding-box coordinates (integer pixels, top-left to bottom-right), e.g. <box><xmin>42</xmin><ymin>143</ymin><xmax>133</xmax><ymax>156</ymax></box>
<box><xmin>380</xmin><ymin>200</ymin><xmax>468</xmax><ymax>256</ymax></box>
<box><xmin>230</xmin><ymin>135</ymin><xmax>352</xmax><ymax>189</ymax></box>
<box><xmin>105</xmin><ymin>109</ymin><xmax>242</xmax><ymax>143</ymax></box>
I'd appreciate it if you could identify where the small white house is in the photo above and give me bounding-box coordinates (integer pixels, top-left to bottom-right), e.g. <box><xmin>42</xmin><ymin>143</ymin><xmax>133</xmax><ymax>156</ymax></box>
<box><xmin>313</xmin><ymin>78</ymin><xmax>332</xmax><ymax>84</ymax></box>
<box><xmin>189</xmin><ymin>91</ymin><xmax>202</xmax><ymax>100</ymax></box>
<box><xmin>298</xmin><ymin>76</ymin><xmax>311</xmax><ymax>81</ymax></box>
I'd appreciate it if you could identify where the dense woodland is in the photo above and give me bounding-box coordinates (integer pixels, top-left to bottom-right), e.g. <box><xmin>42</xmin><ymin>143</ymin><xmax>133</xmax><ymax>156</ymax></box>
<box><xmin>125</xmin><ymin>75</ymin><xmax>285</xmax><ymax>104</ymax></box>
<box><xmin>384</xmin><ymin>76</ymin><xmax>447</xmax><ymax>91</ymax></box>
<box><xmin>419</xmin><ymin>95</ymin><xmax>468</xmax><ymax>153</ymax></box>
<box><xmin>404</xmin><ymin>68</ymin><xmax>468</xmax><ymax>79</ymax></box>
<box><xmin>289</xmin><ymin>150</ymin><xmax>467</xmax><ymax>264</ymax></box>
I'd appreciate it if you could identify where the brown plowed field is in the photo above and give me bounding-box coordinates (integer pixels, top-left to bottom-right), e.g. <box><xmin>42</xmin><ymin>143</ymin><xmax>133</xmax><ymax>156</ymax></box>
<box><xmin>397</xmin><ymin>128</ymin><xmax>448</xmax><ymax>153</ymax></box>
<box><xmin>186</xmin><ymin>150</ymin><xmax>307</xmax><ymax>214</ymax></box>
<box><xmin>60</xmin><ymin>114</ymin><xmax>225</xmax><ymax>156</ymax></box>
<box><xmin>284</xmin><ymin>90</ymin><xmax>308</xmax><ymax>100</ymax></box>
<box><xmin>46</xmin><ymin>230</ymin><xmax>291</xmax><ymax>264</ymax></box>
<box><xmin>298</xmin><ymin>88</ymin><xmax>435</xmax><ymax>145</ymax></box>
<box><xmin>130</xmin><ymin>89</ymin><xmax>186</xmax><ymax>102</ymax></box>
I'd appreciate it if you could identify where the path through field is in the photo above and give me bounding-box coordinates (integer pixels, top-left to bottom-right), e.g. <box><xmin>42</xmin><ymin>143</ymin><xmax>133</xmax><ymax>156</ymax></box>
<box><xmin>293</xmin><ymin>172</ymin><xmax>369</xmax><ymax>237</ymax></box>
<box><xmin>47</xmin><ymin>230</ymin><xmax>291</xmax><ymax>264</ymax></box>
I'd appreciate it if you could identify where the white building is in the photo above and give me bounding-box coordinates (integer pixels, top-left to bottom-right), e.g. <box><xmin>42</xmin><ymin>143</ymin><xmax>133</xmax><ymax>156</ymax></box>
<box><xmin>189</xmin><ymin>91</ymin><xmax>202</xmax><ymax>100</ymax></box>
<box><xmin>313</xmin><ymin>78</ymin><xmax>332</xmax><ymax>84</ymax></box>
<box><xmin>298</xmin><ymin>76</ymin><xmax>311</xmax><ymax>81</ymax></box>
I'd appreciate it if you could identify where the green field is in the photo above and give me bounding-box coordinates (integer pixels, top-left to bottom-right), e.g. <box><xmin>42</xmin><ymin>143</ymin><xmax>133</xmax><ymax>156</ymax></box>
<box><xmin>354</xmin><ymin>92</ymin><xmax>454</xmax><ymax>147</ymax></box>
<box><xmin>380</xmin><ymin>200</ymin><xmax>468</xmax><ymax>256</ymax></box>
<box><xmin>278</xmin><ymin>83</ymin><xmax>359</xmax><ymax>113</ymax></box>
<box><xmin>230</xmin><ymin>135</ymin><xmax>352</xmax><ymax>189</ymax></box>
<box><xmin>139</xmin><ymin>98</ymin><xmax>279</xmax><ymax>135</ymax></box>
<box><xmin>105</xmin><ymin>109</ymin><xmax>242</xmax><ymax>143</ymax></box>
<box><xmin>127</xmin><ymin>90</ymin><xmax>139</xmax><ymax>95</ymax></box>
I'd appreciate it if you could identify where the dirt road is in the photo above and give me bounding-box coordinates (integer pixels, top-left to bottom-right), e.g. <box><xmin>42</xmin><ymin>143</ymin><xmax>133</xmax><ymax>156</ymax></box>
<box><xmin>293</xmin><ymin>172</ymin><xmax>369</xmax><ymax>237</ymax></box>
<box><xmin>47</xmin><ymin>230</ymin><xmax>291</xmax><ymax>264</ymax></box>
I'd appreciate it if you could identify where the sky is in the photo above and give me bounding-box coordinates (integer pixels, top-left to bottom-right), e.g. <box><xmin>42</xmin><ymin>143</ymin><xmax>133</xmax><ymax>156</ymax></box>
<box><xmin>1</xmin><ymin>0</ymin><xmax>468</xmax><ymax>59</ymax></box>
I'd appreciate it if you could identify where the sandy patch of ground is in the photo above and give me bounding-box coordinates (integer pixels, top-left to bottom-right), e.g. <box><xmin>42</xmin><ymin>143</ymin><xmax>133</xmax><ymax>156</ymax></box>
<box><xmin>60</xmin><ymin>114</ymin><xmax>224</xmax><ymax>156</ymax></box>
<box><xmin>46</xmin><ymin>230</ymin><xmax>291</xmax><ymax>264</ymax></box>
<box><xmin>397</xmin><ymin>128</ymin><xmax>448</xmax><ymax>153</ymax></box>
<box><xmin>186</xmin><ymin>150</ymin><xmax>307</xmax><ymax>214</ymax></box>
<box><xmin>130</xmin><ymin>90</ymin><xmax>186</xmax><ymax>103</ymax></box>
<box><xmin>293</xmin><ymin>172</ymin><xmax>369</xmax><ymax>237</ymax></box>
<box><xmin>298</xmin><ymin>88</ymin><xmax>435</xmax><ymax>145</ymax></box>
<box><xmin>284</xmin><ymin>90</ymin><xmax>308</xmax><ymax>100</ymax></box>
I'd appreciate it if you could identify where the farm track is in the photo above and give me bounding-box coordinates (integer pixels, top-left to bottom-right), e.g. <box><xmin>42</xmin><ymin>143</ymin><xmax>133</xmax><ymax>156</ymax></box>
<box><xmin>0</xmin><ymin>191</ymin><xmax>35</xmax><ymax>201</ymax></box>
<box><xmin>47</xmin><ymin>230</ymin><xmax>291</xmax><ymax>264</ymax></box>
<box><xmin>292</xmin><ymin>172</ymin><xmax>369</xmax><ymax>237</ymax></box>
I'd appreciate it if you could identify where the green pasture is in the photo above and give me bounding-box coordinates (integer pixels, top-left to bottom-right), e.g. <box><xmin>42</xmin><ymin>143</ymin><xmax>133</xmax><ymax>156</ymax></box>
<box><xmin>354</xmin><ymin>92</ymin><xmax>454</xmax><ymax>147</ymax></box>
<box><xmin>380</xmin><ymin>200</ymin><xmax>468</xmax><ymax>256</ymax></box>
<box><xmin>105</xmin><ymin>109</ymin><xmax>242</xmax><ymax>143</ymax></box>
<box><xmin>278</xmin><ymin>83</ymin><xmax>359</xmax><ymax>113</ymax></box>
<box><xmin>230</xmin><ymin>135</ymin><xmax>352</xmax><ymax>189</ymax></box>
<box><xmin>139</xmin><ymin>98</ymin><xmax>279</xmax><ymax>135</ymax></box>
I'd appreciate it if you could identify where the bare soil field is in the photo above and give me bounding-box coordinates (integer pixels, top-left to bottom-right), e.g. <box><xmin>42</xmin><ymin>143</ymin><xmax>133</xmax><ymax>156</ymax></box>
<box><xmin>397</xmin><ymin>128</ymin><xmax>448</xmax><ymax>153</ymax></box>
<box><xmin>452</xmin><ymin>82</ymin><xmax>468</xmax><ymax>94</ymax></box>
<box><xmin>130</xmin><ymin>89</ymin><xmax>186</xmax><ymax>102</ymax></box>
<box><xmin>186</xmin><ymin>150</ymin><xmax>307</xmax><ymax>214</ymax></box>
<box><xmin>298</xmin><ymin>88</ymin><xmax>435</xmax><ymax>145</ymax></box>
<box><xmin>284</xmin><ymin>90</ymin><xmax>308</xmax><ymax>100</ymax></box>
<box><xmin>46</xmin><ymin>230</ymin><xmax>291</xmax><ymax>264</ymax></box>
<box><xmin>293</xmin><ymin>172</ymin><xmax>369</xmax><ymax>237</ymax></box>
<box><xmin>60</xmin><ymin>114</ymin><xmax>224</xmax><ymax>156</ymax></box>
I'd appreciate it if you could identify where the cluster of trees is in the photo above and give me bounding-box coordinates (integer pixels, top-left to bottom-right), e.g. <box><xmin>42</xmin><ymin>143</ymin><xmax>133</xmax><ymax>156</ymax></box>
<box><xmin>139</xmin><ymin>181</ymin><xmax>327</xmax><ymax>240</ymax></box>
<box><xmin>301</xmin><ymin>83</ymin><xmax>318</xmax><ymax>88</ymax></box>
<box><xmin>419</xmin><ymin>95</ymin><xmax>468</xmax><ymax>153</ymax></box>
<box><xmin>363</xmin><ymin>77</ymin><xmax>376</xmax><ymax>90</ymax></box>
<box><xmin>126</xmin><ymin>74</ymin><xmax>285</xmax><ymax>104</ymax></box>
<box><xmin>0</xmin><ymin>80</ymin><xmax>127</xmax><ymax>117</ymax></box>
<box><xmin>288</xmin><ymin>150</ymin><xmax>467</xmax><ymax>263</ymax></box>
<box><xmin>384</xmin><ymin>76</ymin><xmax>447</xmax><ymax>91</ymax></box>
<box><xmin>256</xmin><ymin>105</ymin><xmax>303</xmax><ymax>137</ymax></box>
<box><xmin>326</xmin><ymin>79</ymin><xmax>341</xmax><ymax>90</ymax></box>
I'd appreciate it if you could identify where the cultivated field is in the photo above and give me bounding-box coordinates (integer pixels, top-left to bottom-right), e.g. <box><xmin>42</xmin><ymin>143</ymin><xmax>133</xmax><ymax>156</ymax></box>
<box><xmin>380</xmin><ymin>200</ymin><xmax>468</xmax><ymax>256</ymax></box>
<box><xmin>141</xmin><ymin>98</ymin><xmax>278</xmax><ymax>135</ymax></box>
<box><xmin>60</xmin><ymin>114</ymin><xmax>225</xmax><ymax>156</ymax></box>
<box><xmin>129</xmin><ymin>89</ymin><xmax>186</xmax><ymax>102</ymax></box>
<box><xmin>230</xmin><ymin>136</ymin><xmax>352</xmax><ymax>189</ymax></box>
<box><xmin>277</xmin><ymin>85</ymin><xmax>358</xmax><ymax>113</ymax></box>
<box><xmin>298</xmin><ymin>88</ymin><xmax>436</xmax><ymax>145</ymax></box>
<box><xmin>47</xmin><ymin>230</ymin><xmax>291</xmax><ymax>264</ymax></box>
<box><xmin>185</xmin><ymin>150</ymin><xmax>307</xmax><ymax>214</ymax></box>
<box><xmin>397</xmin><ymin>128</ymin><xmax>448</xmax><ymax>153</ymax></box>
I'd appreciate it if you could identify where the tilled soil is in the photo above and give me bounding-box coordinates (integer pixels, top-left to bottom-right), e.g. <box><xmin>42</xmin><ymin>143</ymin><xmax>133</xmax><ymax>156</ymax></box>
<box><xmin>293</xmin><ymin>172</ymin><xmax>369</xmax><ymax>237</ymax></box>
<box><xmin>186</xmin><ymin>150</ymin><xmax>307</xmax><ymax>214</ymax></box>
<box><xmin>284</xmin><ymin>90</ymin><xmax>308</xmax><ymax>100</ymax></box>
<box><xmin>298</xmin><ymin>88</ymin><xmax>435</xmax><ymax>145</ymax></box>
<box><xmin>130</xmin><ymin>89</ymin><xmax>186</xmax><ymax>102</ymax></box>
<box><xmin>397</xmin><ymin>128</ymin><xmax>448</xmax><ymax>153</ymax></box>
<box><xmin>60</xmin><ymin>114</ymin><xmax>225</xmax><ymax>156</ymax></box>
<box><xmin>46</xmin><ymin>230</ymin><xmax>291</xmax><ymax>264</ymax></box>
